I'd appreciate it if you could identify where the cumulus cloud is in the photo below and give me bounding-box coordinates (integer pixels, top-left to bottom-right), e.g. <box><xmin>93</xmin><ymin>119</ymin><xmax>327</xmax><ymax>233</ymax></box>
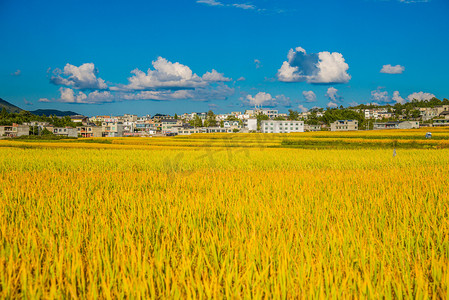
<box><xmin>202</xmin><ymin>69</ymin><xmax>232</xmax><ymax>82</ymax></box>
<box><xmin>371</xmin><ymin>88</ymin><xmax>390</xmax><ymax>103</ymax></box>
<box><xmin>298</xmin><ymin>104</ymin><xmax>308</xmax><ymax>112</ymax></box>
<box><xmin>246</xmin><ymin>92</ymin><xmax>273</xmax><ymax>106</ymax></box>
<box><xmin>254</xmin><ymin>59</ymin><xmax>262</xmax><ymax>68</ymax></box>
<box><xmin>407</xmin><ymin>92</ymin><xmax>435</xmax><ymax>101</ymax></box>
<box><xmin>24</xmin><ymin>99</ymin><xmax>33</xmax><ymax>106</ymax></box>
<box><xmin>277</xmin><ymin>46</ymin><xmax>351</xmax><ymax>84</ymax></box>
<box><xmin>50</xmin><ymin>63</ymin><xmax>107</xmax><ymax>90</ymax></box>
<box><xmin>302</xmin><ymin>91</ymin><xmax>317</xmax><ymax>102</ymax></box>
<box><xmin>57</xmin><ymin>87</ymin><xmax>114</xmax><ymax>104</ymax></box>
<box><xmin>327</xmin><ymin>101</ymin><xmax>338</xmax><ymax>108</ymax></box>
<box><xmin>237</xmin><ymin>76</ymin><xmax>246</xmax><ymax>81</ymax></box>
<box><xmin>11</xmin><ymin>70</ymin><xmax>21</xmax><ymax>76</ymax></box>
<box><xmin>380</xmin><ymin>64</ymin><xmax>405</xmax><ymax>74</ymax></box>
<box><xmin>44</xmin><ymin>57</ymin><xmax>234</xmax><ymax>104</ymax></box>
<box><xmin>117</xmin><ymin>57</ymin><xmax>232</xmax><ymax>91</ymax></box>
<box><xmin>392</xmin><ymin>91</ymin><xmax>405</xmax><ymax>104</ymax></box>
<box><xmin>244</xmin><ymin>92</ymin><xmax>290</xmax><ymax>107</ymax></box>
<box><xmin>121</xmin><ymin>57</ymin><xmax>205</xmax><ymax>90</ymax></box>
<box><xmin>325</xmin><ymin>87</ymin><xmax>342</xmax><ymax>102</ymax></box>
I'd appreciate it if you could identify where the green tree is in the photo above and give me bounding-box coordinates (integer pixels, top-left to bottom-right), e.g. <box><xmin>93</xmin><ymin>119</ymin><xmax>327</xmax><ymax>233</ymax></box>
<box><xmin>256</xmin><ymin>114</ymin><xmax>269</xmax><ymax>130</ymax></box>
<box><xmin>411</xmin><ymin>109</ymin><xmax>421</xmax><ymax>119</ymax></box>
<box><xmin>0</xmin><ymin>108</ymin><xmax>9</xmax><ymax>119</ymax></box>
<box><xmin>204</xmin><ymin>110</ymin><xmax>217</xmax><ymax>127</ymax></box>
<box><xmin>288</xmin><ymin>109</ymin><xmax>299</xmax><ymax>120</ymax></box>
<box><xmin>174</xmin><ymin>113</ymin><xmax>178</xmax><ymax>119</ymax></box>
<box><xmin>190</xmin><ymin>115</ymin><xmax>203</xmax><ymax>127</ymax></box>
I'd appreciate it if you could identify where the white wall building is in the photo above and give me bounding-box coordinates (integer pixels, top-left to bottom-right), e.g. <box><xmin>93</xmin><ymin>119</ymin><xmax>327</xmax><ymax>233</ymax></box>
<box><xmin>261</xmin><ymin>120</ymin><xmax>304</xmax><ymax>133</ymax></box>
<box><xmin>246</xmin><ymin>119</ymin><xmax>258</xmax><ymax>131</ymax></box>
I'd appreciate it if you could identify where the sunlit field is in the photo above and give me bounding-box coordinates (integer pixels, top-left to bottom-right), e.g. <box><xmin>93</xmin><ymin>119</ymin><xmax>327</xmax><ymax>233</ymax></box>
<box><xmin>1</xmin><ymin>129</ymin><xmax>448</xmax><ymax>298</ymax></box>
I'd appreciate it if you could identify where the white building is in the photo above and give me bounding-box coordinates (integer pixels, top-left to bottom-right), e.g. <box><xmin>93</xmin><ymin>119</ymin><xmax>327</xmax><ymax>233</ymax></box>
<box><xmin>261</xmin><ymin>120</ymin><xmax>304</xmax><ymax>133</ymax></box>
<box><xmin>246</xmin><ymin>119</ymin><xmax>258</xmax><ymax>131</ymax></box>
<box><xmin>52</xmin><ymin>127</ymin><xmax>78</xmax><ymax>137</ymax></box>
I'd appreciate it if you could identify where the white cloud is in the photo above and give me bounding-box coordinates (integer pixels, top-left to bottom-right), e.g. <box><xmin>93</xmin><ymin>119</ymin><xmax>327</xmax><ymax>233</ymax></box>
<box><xmin>196</xmin><ymin>0</ymin><xmax>223</xmax><ymax>6</ymax></box>
<box><xmin>277</xmin><ymin>46</ymin><xmax>351</xmax><ymax>84</ymax></box>
<box><xmin>237</xmin><ymin>76</ymin><xmax>246</xmax><ymax>81</ymax></box>
<box><xmin>123</xmin><ymin>57</ymin><xmax>204</xmax><ymax>90</ymax></box>
<box><xmin>327</xmin><ymin>101</ymin><xmax>338</xmax><ymax>108</ymax></box>
<box><xmin>11</xmin><ymin>70</ymin><xmax>21</xmax><ymax>76</ymax></box>
<box><xmin>371</xmin><ymin>88</ymin><xmax>390</xmax><ymax>103</ymax></box>
<box><xmin>51</xmin><ymin>63</ymin><xmax>107</xmax><ymax>90</ymax></box>
<box><xmin>254</xmin><ymin>59</ymin><xmax>262</xmax><ymax>68</ymax></box>
<box><xmin>24</xmin><ymin>99</ymin><xmax>33</xmax><ymax>106</ymax></box>
<box><xmin>349</xmin><ymin>101</ymin><xmax>359</xmax><ymax>107</ymax></box>
<box><xmin>246</xmin><ymin>92</ymin><xmax>273</xmax><ymax>106</ymax></box>
<box><xmin>119</xmin><ymin>57</ymin><xmax>231</xmax><ymax>91</ymax></box>
<box><xmin>244</xmin><ymin>92</ymin><xmax>291</xmax><ymax>107</ymax></box>
<box><xmin>45</xmin><ymin>57</ymin><xmax>234</xmax><ymax>104</ymax></box>
<box><xmin>302</xmin><ymin>91</ymin><xmax>317</xmax><ymax>102</ymax></box>
<box><xmin>407</xmin><ymin>92</ymin><xmax>435</xmax><ymax>101</ymax></box>
<box><xmin>57</xmin><ymin>87</ymin><xmax>113</xmax><ymax>104</ymax></box>
<box><xmin>298</xmin><ymin>104</ymin><xmax>308</xmax><ymax>112</ymax></box>
<box><xmin>232</xmin><ymin>3</ymin><xmax>255</xmax><ymax>9</ymax></box>
<box><xmin>202</xmin><ymin>69</ymin><xmax>232</xmax><ymax>81</ymax></box>
<box><xmin>380</xmin><ymin>64</ymin><xmax>405</xmax><ymax>74</ymax></box>
<box><xmin>392</xmin><ymin>91</ymin><xmax>405</xmax><ymax>104</ymax></box>
<box><xmin>325</xmin><ymin>87</ymin><xmax>340</xmax><ymax>101</ymax></box>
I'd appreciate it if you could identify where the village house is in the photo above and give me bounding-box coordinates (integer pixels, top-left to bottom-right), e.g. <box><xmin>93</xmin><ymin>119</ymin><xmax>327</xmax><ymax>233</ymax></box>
<box><xmin>102</xmin><ymin>121</ymin><xmax>124</xmax><ymax>137</ymax></box>
<box><xmin>0</xmin><ymin>123</ymin><xmax>29</xmax><ymax>137</ymax></box>
<box><xmin>77</xmin><ymin>125</ymin><xmax>102</xmax><ymax>138</ymax></box>
<box><xmin>330</xmin><ymin>120</ymin><xmax>358</xmax><ymax>131</ymax></box>
<box><xmin>51</xmin><ymin>127</ymin><xmax>78</xmax><ymax>137</ymax></box>
<box><xmin>304</xmin><ymin>124</ymin><xmax>321</xmax><ymax>132</ymax></box>
<box><xmin>373</xmin><ymin>121</ymin><xmax>420</xmax><ymax>130</ymax></box>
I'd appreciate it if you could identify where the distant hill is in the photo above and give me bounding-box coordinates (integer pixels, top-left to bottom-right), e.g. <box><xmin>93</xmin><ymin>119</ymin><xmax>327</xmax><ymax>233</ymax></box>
<box><xmin>29</xmin><ymin>109</ymin><xmax>80</xmax><ymax>117</ymax></box>
<box><xmin>0</xmin><ymin>98</ymin><xmax>24</xmax><ymax>113</ymax></box>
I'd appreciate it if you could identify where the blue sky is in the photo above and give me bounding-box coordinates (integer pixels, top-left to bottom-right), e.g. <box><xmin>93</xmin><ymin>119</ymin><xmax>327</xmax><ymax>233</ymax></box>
<box><xmin>1</xmin><ymin>0</ymin><xmax>448</xmax><ymax>116</ymax></box>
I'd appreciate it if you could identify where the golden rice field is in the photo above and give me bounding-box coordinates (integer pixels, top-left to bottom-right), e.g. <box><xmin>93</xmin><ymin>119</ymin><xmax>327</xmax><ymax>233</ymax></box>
<box><xmin>1</xmin><ymin>128</ymin><xmax>448</xmax><ymax>298</ymax></box>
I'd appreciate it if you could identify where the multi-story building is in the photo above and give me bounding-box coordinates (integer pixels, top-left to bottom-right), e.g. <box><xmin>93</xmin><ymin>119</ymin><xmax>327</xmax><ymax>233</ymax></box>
<box><xmin>0</xmin><ymin>123</ymin><xmax>29</xmax><ymax>137</ymax></box>
<box><xmin>258</xmin><ymin>109</ymin><xmax>278</xmax><ymax>119</ymax></box>
<box><xmin>261</xmin><ymin>120</ymin><xmax>304</xmax><ymax>133</ymax></box>
<box><xmin>102</xmin><ymin>122</ymin><xmax>124</xmax><ymax>137</ymax></box>
<box><xmin>330</xmin><ymin>120</ymin><xmax>358</xmax><ymax>131</ymax></box>
<box><xmin>245</xmin><ymin>119</ymin><xmax>257</xmax><ymax>131</ymax></box>
<box><xmin>77</xmin><ymin>126</ymin><xmax>102</xmax><ymax>137</ymax></box>
<box><xmin>52</xmin><ymin>127</ymin><xmax>78</xmax><ymax>137</ymax></box>
<box><xmin>160</xmin><ymin>119</ymin><xmax>183</xmax><ymax>134</ymax></box>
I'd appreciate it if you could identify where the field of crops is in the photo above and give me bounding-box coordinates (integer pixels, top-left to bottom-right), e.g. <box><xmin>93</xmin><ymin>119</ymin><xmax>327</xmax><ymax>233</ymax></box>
<box><xmin>1</xmin><ymin>129</ymin><xmax>448</xmax><ymax>298</ymax></box>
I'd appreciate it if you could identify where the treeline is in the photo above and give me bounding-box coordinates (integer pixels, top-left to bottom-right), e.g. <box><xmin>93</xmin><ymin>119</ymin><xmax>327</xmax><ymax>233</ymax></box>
<box><xmin>0</xmin><ymin>108</ymin><xmax>78</xmax><ymax>127</ymax></box>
